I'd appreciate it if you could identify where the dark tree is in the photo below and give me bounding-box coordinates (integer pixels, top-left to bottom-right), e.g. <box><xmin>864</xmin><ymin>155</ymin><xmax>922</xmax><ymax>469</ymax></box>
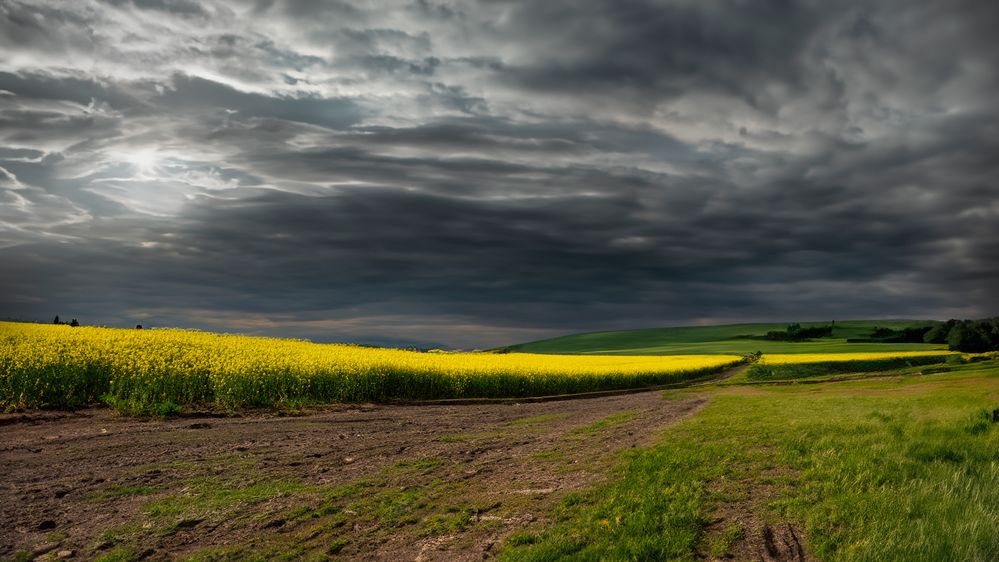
<box><xmin>762</xmin><ymin>323</ymin><xmax>833</xmax><ymax>341</ymax></box>
<box><xmin>69</xmin><ymin>318</ymin><xmax>80</xmax><ymax>327</ymax></box>
<box><xmin>982</xmin><ymin>318</ymin><xmax>999</xmax><ymax>344</ymax></box>
<box><xmin>923</xmin><ymin>320</ymin><xmax>955</xmax><ymax>344</ymax></box>
<box><xmin>53</xmin><ymin>315</ymin><xmax>60</xmax><ymax>324</ymax></box>
<box><xmin>947</xmin><ymin>322</ymin><xmax>990</xmax><ymax>353</ymax></box>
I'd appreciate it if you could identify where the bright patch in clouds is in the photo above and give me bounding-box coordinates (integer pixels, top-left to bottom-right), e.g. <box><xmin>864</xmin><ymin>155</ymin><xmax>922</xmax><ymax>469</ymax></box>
<box><xmin>123</xmin><ymin>149</ymin><xmax>160</xmax><ymax>173</ymax></box>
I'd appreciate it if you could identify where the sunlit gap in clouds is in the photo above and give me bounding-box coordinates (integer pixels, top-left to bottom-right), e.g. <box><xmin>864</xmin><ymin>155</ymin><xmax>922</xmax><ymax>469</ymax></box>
<box><xmin>86</xmin><ymin>144</ymin><xmax>255</xmax><ymax>217</ymax></box>
<box><xmin>88</xmin><ymin>149</ymin><xmax>205</xmax><ymax>217</ymax></box>
<box><xmin>122</xmin><ymin>148</ymin><xmax>160</xmax><ymax>173</ymax></box>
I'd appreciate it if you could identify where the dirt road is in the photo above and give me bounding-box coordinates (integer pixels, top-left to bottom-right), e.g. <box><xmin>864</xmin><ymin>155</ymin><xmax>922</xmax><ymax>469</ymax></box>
<box><xmin>1</xmin><ymin>391</ymin><xmax>704</xmax><ymax>561</ymax></box>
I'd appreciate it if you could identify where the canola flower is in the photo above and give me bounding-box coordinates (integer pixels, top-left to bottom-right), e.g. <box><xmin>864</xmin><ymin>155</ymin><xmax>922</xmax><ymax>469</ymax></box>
<box><xmin>747</xmin><ymin>350</ymin><xmax>955</xmax><ymax>381</ymax></box>
<box><xmin>0</xmin><ymin>322</ymin><xmax>742</xmax><ymax>411</ymax></box>
<box><xmin>759</xmin><ymin>351</ymin><xmax>954</xmax><ymax>365</ymax></box>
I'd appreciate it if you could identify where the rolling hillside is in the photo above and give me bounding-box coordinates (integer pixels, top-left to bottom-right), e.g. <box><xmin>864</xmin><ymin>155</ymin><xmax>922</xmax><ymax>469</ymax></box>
<box><xmin>503</xmin><ymin>319</ymin><xmax>947</xmax><ymax>355</ymax></box>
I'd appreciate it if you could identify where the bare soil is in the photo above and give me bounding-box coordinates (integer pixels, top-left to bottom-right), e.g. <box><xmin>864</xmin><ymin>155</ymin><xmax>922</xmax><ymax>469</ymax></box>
<box><xmin>1</xmin><ymin>391</ymin><xmax>705</xmax><ymax>561</ymax></box>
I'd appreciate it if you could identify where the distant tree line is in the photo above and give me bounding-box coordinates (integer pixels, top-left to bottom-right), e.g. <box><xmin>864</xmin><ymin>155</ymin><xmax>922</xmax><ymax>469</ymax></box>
<box><xmin>755</xmin><ymin>323</ymin><xmax>834</xmax><ymax>342</ymax></box>
<box><xmin>925</xmin><ymin>318</ymin><xmax>999</xmax><ymax>353</ymax></box>
<box><xmin>850</xmin><ymin>318</ymin><xmax>999</xmax><ymax>353</ymax></box>
<box><xmin>847</xmin><ymin>325</ymin><xmax>932</xmax><ymax>344</ymax></box>
<box><xmin>47</xmin><ymin>316</ymin><xmax>147</xmax><ymax>330</ymax></box>
<box><xmin>53</xmin><ymin>315</ymin><xmax>80</xmax><ymax>327</ymax></box>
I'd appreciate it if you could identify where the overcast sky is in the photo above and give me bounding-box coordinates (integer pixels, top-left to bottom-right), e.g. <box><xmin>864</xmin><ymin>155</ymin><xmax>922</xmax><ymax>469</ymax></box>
<box><xmin>1</xmin><ymin>0</ymin><xmax>997</xmax><ymax>348</ymax></box>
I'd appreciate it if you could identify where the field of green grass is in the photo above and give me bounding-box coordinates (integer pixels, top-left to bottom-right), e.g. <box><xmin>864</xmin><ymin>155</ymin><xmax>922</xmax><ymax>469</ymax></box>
<box><xmin>505</xmin><ymin>320</ymin><xmax>947</xmax><ymax>355</ymax></box>
<box><xmin>502</xmin><ymin>359</ymin><xmax>999</xmax><ymax>561</ymax></box>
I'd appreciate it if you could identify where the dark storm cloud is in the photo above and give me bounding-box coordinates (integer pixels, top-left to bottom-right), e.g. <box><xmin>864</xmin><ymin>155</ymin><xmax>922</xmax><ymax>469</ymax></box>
<box><xmin>1</xmin><ymin>0</ymin><xmax>997</xmax><ymax>347</ymax></box>
<box><xmin>491</xmin><ymin>1</ymin><xmax>825</xmax><ymax>104</ymax></box>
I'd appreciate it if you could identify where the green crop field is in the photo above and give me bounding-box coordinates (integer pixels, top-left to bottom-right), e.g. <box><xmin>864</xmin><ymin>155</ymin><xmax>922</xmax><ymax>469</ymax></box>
<box><xmin>501</xmin><ymin>359</ymin><xmax>999</xmax><ymax>562</ymax></box>
<box><xmin>504</xmin><ymin>319</ymin><xmax>947</xmax><ymax>355</ymax></box>
<box><xmin>494</xmin><ymin>322</ymin><xmax>999</xmax><ymax>560</ymax></box>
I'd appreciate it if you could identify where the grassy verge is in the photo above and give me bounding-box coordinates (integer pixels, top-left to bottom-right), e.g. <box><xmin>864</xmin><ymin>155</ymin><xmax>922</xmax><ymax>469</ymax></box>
<box><xmin>746</xmin><ymin>354</ymin><xmax>952</xmax><ymax>381</ymax></box>
<box><xmin>501</xmin><ymin>361</ymin><xmax>999</xmax><ymax>561</ymax></box>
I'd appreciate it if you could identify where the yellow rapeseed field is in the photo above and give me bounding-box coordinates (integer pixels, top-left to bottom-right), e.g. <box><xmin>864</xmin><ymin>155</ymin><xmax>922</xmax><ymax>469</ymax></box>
<box><xmin>760</xmin><ymin>351</ymin><xmax>954</xmax><ymax>364</ymax></box>
<box><xmin>0</xmin><ymin>321</ymin><xmax>742</xmax><ymax>411</ymax></box>
<box><xmin>745</xmin><ymin>350</ymin><xmax>956</xmax><ymax>381</ymax></box>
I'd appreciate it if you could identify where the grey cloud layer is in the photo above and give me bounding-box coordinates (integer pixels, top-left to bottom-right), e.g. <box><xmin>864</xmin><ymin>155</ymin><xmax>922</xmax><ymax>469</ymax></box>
<box><xmin>1</xmin><ymin>0</ymin><xmax>996</xmax><ymax>347</ymax></box>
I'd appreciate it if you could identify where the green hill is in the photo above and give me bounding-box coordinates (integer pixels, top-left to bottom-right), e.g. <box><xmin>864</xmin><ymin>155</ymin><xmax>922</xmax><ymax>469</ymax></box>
<box><xmin>504</xmin><ymin>319</ymin><xmax>948</xmax><ymax>355</ymax></box>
